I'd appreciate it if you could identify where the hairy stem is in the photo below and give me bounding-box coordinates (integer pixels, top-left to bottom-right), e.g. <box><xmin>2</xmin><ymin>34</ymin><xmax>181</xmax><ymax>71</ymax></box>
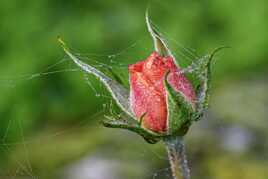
<box><xmin>164</xmin><ymin>136</ymin><xmax>190</xmax><ymax>179</ymax></box>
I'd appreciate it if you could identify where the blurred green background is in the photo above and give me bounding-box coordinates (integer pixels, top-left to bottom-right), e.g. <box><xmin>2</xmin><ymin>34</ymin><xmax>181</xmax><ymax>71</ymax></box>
<box><xmin>0</xmin><ymin>0</ymin><xmax>267</xmax><ymax>178</ymax></box>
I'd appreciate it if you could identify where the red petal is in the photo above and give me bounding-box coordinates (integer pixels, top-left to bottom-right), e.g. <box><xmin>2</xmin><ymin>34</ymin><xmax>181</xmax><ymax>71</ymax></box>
<box><xmin>128</xmin><ymin>52</ymin><xmax>196</xmax><ymax>133</ymax></box>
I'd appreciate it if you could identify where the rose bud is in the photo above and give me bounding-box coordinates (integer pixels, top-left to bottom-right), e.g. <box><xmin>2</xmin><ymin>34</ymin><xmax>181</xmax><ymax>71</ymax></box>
<box><xmin>129</xmin><ymin>52</ymin><xmax>196</xmax><ymax>133</ymax></box>
<box><xmin>58</xmin><ymin>12</ymin><xmax>228</xmax><ymax>179</ymax></box>
<box><xmin>59</xmin><ymin>13</ymin><xmax>224</xmax><ymax>143</ymax></box>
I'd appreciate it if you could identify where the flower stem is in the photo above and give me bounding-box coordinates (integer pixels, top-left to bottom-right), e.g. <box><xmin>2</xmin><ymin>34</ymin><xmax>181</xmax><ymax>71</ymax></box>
<box><xmin>164</xmin><ymin>136</ymin><xmax>190</xmax><ymax>179</ymax></box>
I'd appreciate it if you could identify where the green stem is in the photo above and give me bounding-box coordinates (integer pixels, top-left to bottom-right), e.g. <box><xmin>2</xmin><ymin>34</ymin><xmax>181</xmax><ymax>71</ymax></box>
<box><xmin>164</xmin><ymin>136</ymin><xmax>190</xmax><ymax>179</ymax></box>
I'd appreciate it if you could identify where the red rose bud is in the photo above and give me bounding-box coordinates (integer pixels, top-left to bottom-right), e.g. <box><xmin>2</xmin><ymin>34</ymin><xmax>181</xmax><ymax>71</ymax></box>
<box><xmin>129</xmin><ymin>52</ymin><xmax>196</xmax><ymax>133</ymax></box>
<box><xmin>60</xmin><ymin>13</ymin><xmax>220</xmax><ymax>143</ymax></box>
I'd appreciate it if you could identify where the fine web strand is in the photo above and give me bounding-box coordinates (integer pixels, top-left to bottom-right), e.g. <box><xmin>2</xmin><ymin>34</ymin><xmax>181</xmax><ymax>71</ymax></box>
<box><xmin>0</xmin><ymin>56</ymin><xmax>79</xmax><ymax>88</ymax></box>
<box><xmin>17</xmin><ymin>117</ymin><xmax>35</xmax><ymax>178</ymax></box>
<box><xmin>0</xmin><ymin>38</ymin><xmax>141</xmax><ymax>178</ymax></box>
<box><xmin>0</xmin><ymin>23</ymin><xmax>208</xmax><ymax>179</ymax></box>
<box><xmin>148</xmin><ymin>20</ymin><xmax>200</xmax><ymax>64</ymax></box>
<box><xmin>1</xmin><ymin>118</ymin><xmax>36</xmax><ymax>178</ymax></box>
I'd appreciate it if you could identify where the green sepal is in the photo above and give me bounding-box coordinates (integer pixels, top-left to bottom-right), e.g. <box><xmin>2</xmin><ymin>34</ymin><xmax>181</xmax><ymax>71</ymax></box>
<box><xmin>164</xmin><ymin>72</ymin><xmax>195</xmax><ymax>136</ymax></box>
<box><xmin>146</xmin><ymin>11</ymin><xmax>173</xmax><ymax>58</ymax></box>
<box><xmin>138</xmin><ymin>112</ymin><xmax>147</xmax><ymax>126</ymax></box>
<box><xmin>191</xmin><ymin>46</ymin><xmax>229</xmax><ymax>121</ymax></box>
<box><xmin>58</xmin><ymin>37</ymin><xmax>134</xmax><ymax>118</ymax></box>
<box><xmin>102</xmin><ymin>115</ymin><xmax>166</xmax><ymax>144</ymax></box>
<box><xmin>106</xmin><ymin>66</ymin><xmax>127</xmax><ymax>87</ymax></box>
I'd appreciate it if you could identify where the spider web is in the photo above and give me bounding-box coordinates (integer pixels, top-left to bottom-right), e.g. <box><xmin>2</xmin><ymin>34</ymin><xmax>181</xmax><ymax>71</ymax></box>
<box><xmin>0</xmin><ymin>29</ymin><xmax>203</xmax><ymax>179</ymax></box>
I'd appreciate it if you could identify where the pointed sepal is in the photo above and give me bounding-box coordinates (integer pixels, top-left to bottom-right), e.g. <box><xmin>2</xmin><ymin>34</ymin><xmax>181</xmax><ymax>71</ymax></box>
<box><xmin>191</xmin><ymin>46</ymin><xmax>229</xmax><ymax>121</ymax></box>
<box><xmin>106</xmin><ymin>67</ymin><xmax>126</xmax><ymax>87</ymax></box>
<box><xmin>102</xmin><ymin>115</ymin><xmax>165</xmax><ymax>144</ymax></box>
<box><xmin>58</xmin><ymin>37</ymin><xmax>134</xmax><ymax>118</ymax></box>
<box><xmin>164</xmin><ymin>72</ymin><xmax>195</xmax><ymax>136</ymax></box>
<box><xmin>146</xmin><ymin>11</ymin><xmax>172</xmax><ymax>57</ymax></box>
